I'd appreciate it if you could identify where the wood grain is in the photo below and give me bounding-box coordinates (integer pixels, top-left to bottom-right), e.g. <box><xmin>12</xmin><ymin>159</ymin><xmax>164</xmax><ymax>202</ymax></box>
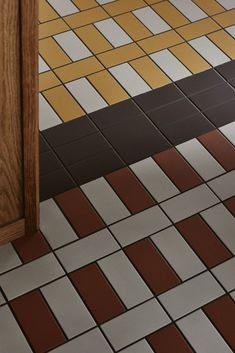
<box><xmin>0</xmin><ymin>219</ymin><xmax>25</xmax><ymax>245</ymax></box>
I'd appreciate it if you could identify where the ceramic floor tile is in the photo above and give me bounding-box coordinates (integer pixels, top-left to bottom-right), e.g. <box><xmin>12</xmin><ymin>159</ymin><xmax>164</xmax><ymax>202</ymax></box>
<box><xmin>0</xmin><ymin>244</ymin><xmax>21</xmax><ymax>275</ymax></box>
<box><xmin>54</xmin><ymin>31</ymin><xmax>91</xmax><ymax>61</ymax></box>
<box><xmin>169</xmin><ymin>0</ymin><xmax>207</xmax><ymax>21</ymax></box>
<box><xmin>40</xmin><ymin>150</ymin><xmax>63</xmax><ymax>176</ymax></box>
<box><xmin>133</xmin><ymin>7</ymin><xmax>170</xmax><ymax>34</ymax></box>
<box><xmin>216</xmin><ymin>0</ymin><xmax>235</xmax><ymax>10</ymax></box>
<box><xmin>120</xmin><ymin>340</ymin><xmax>154</xmax><ymax>353</ymax></box>
<box><xmin>212</xmin><ymin>258</ymin><xmax>235</xmax><ymax>291</ymax></box>
<box><xmin>224</xmin><ymin>196</ymin><xmax>235</xmax><ymax>216</ymax></box>
<box><xmin>39</xmin><ymin>55</ymin><xmax>50</xmax><ymax>73</ymax></box>
<box><xmin>208</xmin><ymin>170</ymin><xmax>235</xmax><ymax>201</ymax></box>
<box><xmin>39</xmin><ymin>93</ymin><xmax>62</xmax><ymax>131</ymax></box>
<box><xmin>47</xmin><ymin>0</ymin><xmax>79</xmax><ymax>16</ymax></box>
<box><xmin>152</xmin><ymin>1</ymin><xmax>190</xmax><ymax>28</ymax></box>
<box><xmin>95</xmin><ymin>18</ymin><xmax>132</xmax><ymax>47</ymax></box>
<box><xmin>220</xmin><ymin>121</ymin><xmax>235</xmax><ymax>146</ymax></box>
<box><xmin>204</xmin><ymin>99</ymin><xmax>235</xmax><ymax>127</ymax></box>
<box><xmin>114</xmin><ymin>12</ymin><xmax>152</xmax><ymax>41</ymax></box>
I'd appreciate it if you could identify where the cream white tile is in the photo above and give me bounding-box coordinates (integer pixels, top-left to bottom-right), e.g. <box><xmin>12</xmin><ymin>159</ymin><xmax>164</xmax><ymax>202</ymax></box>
<box><xmin>212</xmin><ymin>257</ymin><xmax>235</xmax><ymax>291</ymax></box>
<box><xmin>96</xmin><ymin>0</ymin><xmax>115</xmax><ymax>3</ymax></box>
<box><xmin>39</xmin><ymin>93</ymin><xmax>62</xmax><ymax>131</ymax></box>
<box><xmin>159</xmin><ymin>272</ymin><xmax>224</xmax><ymax>319</ymax></box>
<box><xmin>230</xmin><ymin>291</ymin><xmax>235</xmax><ymax>301</ymax></box>
<box><xmin>220</xmin><ymin>121</ymin><xmax>235</xmax><ymax>146</ymax></box>
<box><xmin>95</xmin><ymin>18</ymin><xmax>132</xmax><ymax>47</ymax></box>
<box><xmin>56</xmin><ymin>229</ymin><xmax>120</xmax><ymax>272</ymax></box>
<box><xmin>0</xmin><ymin>254</ymin><xmax>64</xmax><ymax>300</ymax></box>
<box><xmin>216</xmin><ymin>0</ymin><xmax>235</xmax><ymax>10</ymax></box>
<box><xmin>39</xmin><ymin>55</ymin><xmax>50</xmax><ymax>73</ymax></box>
<box><xmin>81</xmin><ymin>177</ymin><xmax>130</xmax><ymax>225</ymax></box>
<box><xmin>0</xmin><ymin>292</ymin><xmax>5</xmax><ymax>305</ymax></box>
<box><xmin>226</xmin><ymin>25</ymin><xmax>235</xmax><ymax>38</ymax></box>
<box><xmin>208</xmin><ymin>170</ymin><xmax>235</xmax><ymax>200</ymax></box>
<box><xmin>170</xmin><ymin>0</ymin><xmax>207</xmax><ymax>21</ymax></box>
<box><xmin>54</xmin><ymin>31</ymin><xmax>91</xmax><ymax>61</ymax></box>
<box><xmin>133</xmin><ymin>7</ymin><xmax>170</xmax><ymax>34</ymax></box>
<box><xmin>0</xmin><ymin>244</ymin><xmax>21</xmax><ymax>275</ymax></box>
<box><xmin>120</xmin><ymin>340</ymin><xmax>154</xmax><ymax>353</ymax></box>
<box><xmin>130</xmin><ymin>157</ymin><xmax>179</xmax><ymax>202</ymax></box>
<box><xmin>102</xmin><ymin>299</ymin><xmax>170</xmax><ymax>351</ymax></box>
<box><xmin>110</xmin><ymin>205</ymin><xmax>171</xmax><ymax>247</ymax></box>
<box><xmin>48</xmin><ymin>0</ymin><xmax>79</xmax><ymax>16</ymax></box>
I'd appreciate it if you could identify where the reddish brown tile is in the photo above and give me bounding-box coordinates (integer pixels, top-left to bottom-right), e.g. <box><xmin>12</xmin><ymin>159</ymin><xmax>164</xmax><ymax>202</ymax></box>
<box><xmin>176</xmin><ymin>215</ymin><xmax>232</xmax><ymax>268</ymax></box>
<box><xmin>105</xmin><ymin>167</ymin><xmax>155</xmax><ymax>214</ymax></box>
<box><xmin>69</xmin><ymin>263</ymin><xmax>125</xmax><ymax>324</ymax></box>
<box><xmin>148</xmin><ymin>324</ymin><xmax>194</xmax><ymax>353</ymax></box>
<box><xmin>55</xmin><ymin>187</ymin><xmax>105</xmax><ymax>237</ymax></box>
<box><xmin>224</xmin><ymin>196</ymin><xmax>235</xmax><ymax>216</ymax></box>
<box><xmin>198</xmin><ymin>130</ymin><xmax>235</xmax><ymax>171</ymax></box>
<box><xmin>204</xmin><ymin>295</ymin><xmax>235</xmax><ymax>351</ymax></box>
<box><xmin>153</xmin><ymin>148</ymin><xmax>202</xmax><ymax>192</ymax></box>
<box><xmin>10</xmin><ymin>290</ymin><xmax>66</xmax><ymax>353</ymax></box>
<box><xmin>125</xmin><ymin>239</ymin><xmax>180</xmax><ymax>295</ymax></box>
<box><xmin>12</xmin><ymin>232</ymin><xmax>50</xmax><ymax>263</ymax></box>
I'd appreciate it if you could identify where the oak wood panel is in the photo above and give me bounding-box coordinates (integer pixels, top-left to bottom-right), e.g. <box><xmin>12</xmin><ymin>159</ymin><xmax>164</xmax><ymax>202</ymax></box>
<box><xmin>0</xmin><ymin>219</ymin><xmax>25</xmax><ymax>245</ymax></box>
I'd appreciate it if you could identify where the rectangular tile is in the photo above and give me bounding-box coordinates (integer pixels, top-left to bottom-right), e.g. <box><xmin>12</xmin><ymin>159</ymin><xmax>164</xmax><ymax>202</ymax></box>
<box><xmin>110</xmin><ymin>205</ymin><xmax>171</xmax><ymax>247</ymax></box>
<box><xmin>220</xmin><ymin>121</ymin><xmax>235</xmax><ymax>146</ymax></box>
<box><xmin>64</xmin><ymin>7</ymin><xmax>109</xmax><ymax>28</ymax></box>
<box><xmin>176</xmin><ymin>18</ymin><xmax>220</xmax><ymax>41</ymax></box>
<box><xmin>216</xmin><ymin>0</ymin><xmax>235</xmax><ymax>9</ymax></box>
<box><xmin>56</xmin><ymin>229</ymin><xmax>120</xmax><ymax>272</ymax></box>
<box><xmin>95</xmin><ymin>18</ymin><xmax>132</xmax><ymax>47</ymax></box>
<box><xmin>48</xmin><ymin>0</ymin><xmax>79</xmax><ymax>16</ymax></box>
<box><xmin>161</xmin><ymin>184</ymin><xmax>219</xmax><ymax>223</ymax></box>
<box><xmin>204</xmin><ymin>99</ymin><xmax>235</xmax><ymax>127</ymax></box>
<box><xmin>39</xmin><ymin>55</ymin><xmax>50</xmax><ymax>73</ymax></box>
<box><xmin>39</xmin><ymin>93</ymin><xmax>62</xmax><ymax>131</ymax></box>
<box><xmin>41</xmin><ymin>277</ymin><xmax>95</xmax><ymax>338</ymax></box>
<box><xmin>103</xmin><ymin>0</ymin><xmax>146</xmax><ymax>16</ymax></box>
<box><xmin>102</xmin><ymin>299</ymin><xmax>170</xmax><ymax>351</ymax></box>
<box><xmin>169</xmin><ymin>0</ymin><xmax>207</xmax><ymax>21</ymax></box>
<box><xmin>39</xmin><ymin>18</ymin><xmax>70</xmax><ymax>39</ymax></box>
<box><xmin>208</xmin><ymin>29</ymin><xmax>235</xmax><ymax>59</ymax></box>
<box><xmin>115</xmin><ymin>12</ymin><xmax>152</xmax><ymax>41</ymax></box>
<box><xmin>193</xmin><ymin>0</ymin><xmax>225</xmax><ymax>15</ymax></box>
<box><xmin>98</xmin><ymin>251</ymin><xmax>152</xmax><ymax>308</ymax></box>
<box><xmin>153</xmin><ymin>1</ymin><xmax>189</xmax><ymax>28</ymax></box>
<box><xmin>138</xmin><ymin>30</ymin><xmax>184</xmax><ymax>54</ymax></box>
<box><xmin>39</xmin><ymin>37</ymin><xmax>71</xmax><ymax>69</ymax></box>
<box><xmin>0</xmin><ymin>244</ymin><xmax>21</xmax><ymax>275</ymax></box>
<box><xmin>133</xmin><ymin>7</ymin><xmax>170</xmax><ymax>34</ymax></box>
<box><xmin>212</xmin><ymin>258</ymin><xmax>235</xmax><ymax>291</ymax></box>
<box><xmin>208</xmin><ymin>170</ymin><xmax>235</xmax><ymax>201</ymax></box>
<box><xmin>0</xmin><ymin>291</ymin><xmax>5</xmax><ymax>305</ymax></box>
<box><xmin>120</xmin><ymin>340</ymin><xmax>154</xmax><ymax>353</ymax></box>
<box><xmin>159</xmin><ymin>272</ymin><xmax>224</xmax><ymax>319</ymax></box>
<box><xmin>54</xmin><ymin>30</ymin><xmax>91</xmax><ymax>61</ymax></box>
<box><xmin>81</xmin><ymin>177</ymin><xmax>130</xmax><ymax>225</ymax></box>
<box><xmin>75</xmin><ymin>24</ymin><xmax>112</xmax><ymax>54</ymax></box>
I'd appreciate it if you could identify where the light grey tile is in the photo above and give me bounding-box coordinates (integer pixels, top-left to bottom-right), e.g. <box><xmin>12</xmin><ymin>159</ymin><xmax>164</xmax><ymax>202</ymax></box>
<box><xmin>170</xmin><ymin>0</ymin><xmax>207</xmax><ymax>21</ymax></box>
<box><xmin>189</xmin><ymin>36</ymin><xmax>230</xmax><ymax>66</ymax></box>
<box><xmin>50</xmin><ymin>328</ymin><xmax>112</xmax><ymax>353</ymax></box>
<box><xmin>66</xmin><ymin>78</ymin><xmax>107</xmax><ymax>113</ymax></box>
<box><xmin>0</xmin><ymin>305</ymin><xmax>33</xmax><ymax>353</ymax></box>
<box><xmin>40</xmin><ymin>199</ymin><xmax>78</xmax><ymax>249</ymax></box>
<box><xmin>39</xmin><ymin>93</ymin><xmax>62</xmax><ymax>131</ymax></box>
<box><xmin>230</xmin><ymin>291</ymin><xmax>235</xmax><ymax>301</ymax></box>
<box><xmin>39</xmin><ymin>55</ymin><xmax>50</xmax><ymax>73</ymax></box>
<box><xmin>98</xmin><ymin>251</ymin><xmax>152</xmax><ymax>309</ymax></box>
<box><xmin>0</xmin><ymin>292</ymin><xmax>5</xmax><ymax>305</ymax></box>
<box><xmin>208</xmin><ymin>170</ymin><xmax>235</xmax><ymax>200</ymax></box>
<box><xmin>130</xmin><ymin>157</ymin><xmax>179</xmax><ymax>202</ymax></box>
<box><xmin>161</xmin><ymin>184</ymin><xmax>219</xmax><ymax>223</ymax></box>
<box><xmin>41</xmin><ymin>277</ymin><xmax>96</xmax><ymax>338</ymax></box>
<box><xmin>176</xmin><ymin>139</ymin><xmax>225</xmax><ymax>181</ymax></box>
<box><xmin>159</xmin><ymin>272</ymin><xmax>224</xmax><ymax>319</ymax></box>
<box><xmin>110</xmin><ymin>205</ymin><xmax>171</xmax><ymax>247</ymax></box>
<box><xmin>109</xmin><ymin>63</ymin><xmax>151</xmax><ymax>97</ymax></box>
<box><xmin>212</xmin><ymin>258</ymin><xmax>235</xmax><ymax>291</ymax></box>
<box><xmin>151</xmin><ymin>49</ymin><xmax>192</xmax><ymax>81</ymax></box>
<box><xmin>133</xmin><ymin>7</ymin><xmax>170</xmax><ymax>34</ymax></box>
<box><xmin>120</xmin><ymin>340</ymin><xmax>154</xmax><ymax>353</ymax></box>
<box><xmin>177</xmin><ymin>310</ymin><xmax>233</xmax><ymax>353</ymax></box>
<box><xmin>81</xmin><ymin>177</ymin><xmax>130</xmax><ymax>225</ymax></box>
<box><xmin>47</xmin><ymin>0</ymin><xmax>79</xmax><ymax>16</ymax></box>
<box><xmin>216</xmin><ymin>0</ymin><xmax>235</xmax><ymax>9</ymax></box>
<box><xmin>54</xmin><ymin>31</ymin><xmax>91</xmax><ymax>61</ymax></box>
<box><xmin>201</xmin><ymin>204</ymin><xmax>235</xmax><ymax>254</ymax></box>
<box><xmin>102</xmin><ymin>298</ymin><xmax>170</xmax><ymax>351</ymax></box>
<box><xmin>151</xmin><ymin>227</ymin><xmax>205</xmax><ymax>281</ymax></box>
<box><xmin>96</xmin><ymin>0</ymin><xmax>115</xmax><ymax>3</ymax></box>
<box><xmin>226</xmin><ymin>25</ymin><xmax>235</xmax><ymax>37</ymax></box>
<box><xmin>95</xmin><ymin>18</ymin><xmax>132</xmax><ymax>47</ymax></box>
<box><xmin>0</xmin><ymin>254</ymin><xmax>64</xmax><ymax>300</ymax></box>
<box><xmin>220</xmin><ymin>122</ymin><xmax>235</xmax><ymax>146</ymax></box>
<box><xmin>56</xmin><ymin>229</ymin><xmax>120</xmax><ymax>272</ymax></box>
<box><xmin>0</xmin><ymin>244</ymin><xmax>21</xmax><ymax>275</ymax></box>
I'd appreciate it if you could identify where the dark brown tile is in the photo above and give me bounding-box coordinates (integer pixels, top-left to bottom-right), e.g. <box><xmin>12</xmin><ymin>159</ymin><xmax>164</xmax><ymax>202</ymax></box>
<box><xmin>40</xmin><ymin>134</ymin><xmax>50</xmax><ymax>154</ymax></box>
<box><xmin>148</xmin><ymin>324</ymin><xmax>194</xmax><ymax>353</ymax></box>
<box><xmin>224</xmin><ymin>196</ymin><xmax>235</xmax><ymax>216</ymax></box>
<box><xmin>154</xmin><ymin>148</ymin><xmax>202</xmax><ymax>192</ymax></box>
<box><xmin>55</xmin><ymin>187</ymin><xmax>105</xmax><ymax>237</ymax></box>
<box><xmin>105</xmin><ymin>167</ymin><xmax>155</xmax><ymax>214</ymax></box>
<box><xmin>203</xmin><ymin>99</ymin><xmax>235</xmax><ymax>127</ymax></box>
<box><xmin>176</xmin><ymin>215</ymin><xmax>232</xmax><ymax>268</ymax></box>
<box><xmin>40</xmin><ymin>151</ymin><xmax>63</xmax><ymax>176</ymax></box>
<box><xmin>70</xmin><ymin>263</ymin><xmax>126</xmax><ymax>324</ymax></box>
<box><xmin>10</xmin><ymin>290</ymin><xmax>66</xmax><ymax>353</ymax></box>
<box><xmin>215</xmin><ymin>61</ymin><xmax>235</xmax><ymax>81</ymax></box>
<box><xmin>12</xmin><ymin>232</ymin><xmax>50</xmax><ymax>263</ymax></box>
<box><xmin>125</xmin><ymin>239</ymin><xmax>180</xmax><ymax>295</ymax></box>
<box><xmin>204</xmin><ymin>295</ymin><xmax>235</xmax><ymax>351</ymax></box>
<box><xmin>198</xmin><ymin>130</ymin><xmax>235</xmax><ymax>171</ymax></box>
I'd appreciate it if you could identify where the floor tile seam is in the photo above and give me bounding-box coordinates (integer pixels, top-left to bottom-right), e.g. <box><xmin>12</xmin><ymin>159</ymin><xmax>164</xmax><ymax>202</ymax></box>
<box><xmin>204</xmin><ymin>30</ymin><xmax>235</xmax><ymax>61</ymax></box>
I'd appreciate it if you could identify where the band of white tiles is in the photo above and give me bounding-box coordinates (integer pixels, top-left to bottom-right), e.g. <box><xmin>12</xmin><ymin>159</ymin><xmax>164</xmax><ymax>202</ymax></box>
<box><xmin>133</xmin><ymin>7</ymin><xmax>170</xmax><ymax>35</ymax></box>
<box><xmin>169</xmin><ymin>0</ymin><xmax>207</xmax><ymax>21</ymax></box>
<box><xmin>212</xmin><ymin>257</ymin><xmax>235</xmax><ymax>292</ymax></box>
<box><xmin>120</xmin><ymin>340</ymin><xmax>154</xmax><ymax>353</ymax></box>
<box><xmin>47</xmin><ymin>0</ymin><xmax>79</xmax><ymax>16</ymax></box>
<box><xmin>54</xmin><ymin>31</ymin><xmax>91</xmax><ymax>61</ymax></box>
<box><xmin>39</xmin><ymin>94</ymin><xmax>62</xmax><ymax>131</ymax></box>
<box><xmin>95</xmin><ymin>19</ymin><xmax>132</xmax><ymax>47</ymax></box>
<box><xmin>208</xmin><ymin>170</ymin><xmax>235</xmax><ymax>200</ymax></box>
<box><xmin>0</xmin><ymin>244</ymin><xmax>21</xmax><ymax>275</ymax></box>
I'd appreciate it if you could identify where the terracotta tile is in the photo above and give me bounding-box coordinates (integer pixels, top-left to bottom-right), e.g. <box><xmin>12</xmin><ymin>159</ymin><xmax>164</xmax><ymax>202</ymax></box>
<box><xmin>55</xmin><ymin>187</ymin><xmax>105</xmax><ymax>237</ymax></box>
<box><xmin>10</xmin><ymin>290</ymin><xmax>66</xmax><ymax>353</ymax></box>
<box><xmin>198</xmin><ymin>130</ymin><xmax>235</xmax><ymax>171</ymax></box>
<box><xmin>70</xmin><ymin>263</ymin><xmax>126</xmax><ymax>323</ymax></box>
<box><xmin>105</xmin><ymin>167</ymin><xmax>155</xmax><ymax>214</ymax></box>
<box><xmin>204</xmin><ymin>295</ymin><xmax>235</xmax><ymax>351</ymax></box>
<box><xmin>12</xmin><ymin>232</ymin><xmax>50</xmax><ymax>263</ymax></box>
<box><xmin>148</xmin><ymin>324</ymin><xmax>194</xmax><ymax>353</ymax></box>
<box><xmin>176</xmin><ymin>215</ymin><xmax>232</xmax><ymax>268</ymax></box>
<box><xmin>125</xmin><ymin>239</ymin><xmax>181</xmax><ymax>295</ymax></box>
<box><xmin>224</xmin><ymin>196</ymin><xmax>235</xmax><ymax>216</ymax></box>
<box><xmin>154</xmin><ymin>148</ymin><xmax>202</xmax><ymax>192</ymax></box>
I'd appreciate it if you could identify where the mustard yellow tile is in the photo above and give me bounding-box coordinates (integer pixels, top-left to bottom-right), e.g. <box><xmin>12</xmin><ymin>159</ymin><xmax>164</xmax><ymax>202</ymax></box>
<box><xmin>39</xmin><ymin>72</ymin><xmax>61</xmax><ymax>92</ymax></box>
<box><xmin>213</xmin><ymin>9</ymin><xmax>235</xmax><ymax>27</ymax></box>
<box><xmin>115</xmin><ymin>13</ymin><xmax>152</xmax><ymax>41</ymax></box>
<box><xmin>43</xmin><ymin>86</ymin><xmax>85</xmax><ymax>122</ymax></box>
<box><xmin>208</xmin><ymin>30</ymin><xmax>235</xmax><ymax>59</ymax></box>
<box><xmin>152</xmin><ymin>1</ymin><xmax>189</xmax><ymax>28</ymax></box>
<box><xmin>193</xmin><ymin>0</ymin><xmax>225</xmax><ymax>16</ymax></box>
<box><xmin>88</xmin><ymin>71</ymin><xmax>129</xmax><ymax>104</ymax></box>
<box><xmin>54</xmin><ymin>57</ymin><xmax>104</xmax><ymax>83</ymax></box>
<box><xmin>103</xmin><ymin>0</ymin><xmax>145</xmax><ymax>16</ymax></box>
<box><xmin>142</xmin><ymin>0</ymin><xmax>162</xmax><ymax>4</ymax></box>
<box><xmin>75</xmin><ymin>25</ymin><xmax>113</xmax><ymax>54</ymax></box>
<box><xmin>176</xmin><ymin>18</ymin><xmax>221</xmax><ymax>40</ymax></box>
<box><xmin>97</xmin><ymin>43</ymin><xmax>145</xmax><ymax>68</ymax></box>
<box><xmin>72</xmin><ymin>0</ymin><xmax>98</xmax><ymax>10</ymax></box>
<box><xmin>138</xmin><ymin>30</ymin><xmax>183</xmax><ymax>54</ymax></box>
<box><xmin>170</xmin><ymin>43</ymin><xmax>211</xmax><ymax>74</ymax></box>
<box><xmin>39</xmin><ymin>0</ymin><xmax>59</xmax><ymax>23</ymax></box>
<box><xmin>39</xmin><ymin>19</ymin><xmax>69</xmax><ymax>40</ymax></box>
<box><xmin>130</xmin><ymin>57</ymin><xmax>171</xmax><ymax>89</ymax></box>
<box><xmin>64</xmin><ymin>7</ymin><xmax>109</xmax><ymax>28</ymax></box>
<box><xmin>39</xmin><ymin>38</ymin><xmax>71</xmax><ymax>69</ymax></box>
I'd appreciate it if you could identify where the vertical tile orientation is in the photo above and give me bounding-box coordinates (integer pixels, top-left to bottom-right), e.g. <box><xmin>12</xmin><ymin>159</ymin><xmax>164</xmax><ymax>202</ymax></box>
<box><xmin>133</xmin><ymin>7</ymin><xmax>170</xmax><ymax>34</ymax></box>
<box><xmin>95</xmin><ymin>18</ymin><xmax>132</xmax><ymax>47</ymax></box>
<box><xmin>54</xmin><ymin>31</ymin><xmax>91</xmax><ymax>61</ymax></box>
<box><xmin>169</xmin><ymin>0</ymin><xmax>207</xmax><ymax>21</ymax></box>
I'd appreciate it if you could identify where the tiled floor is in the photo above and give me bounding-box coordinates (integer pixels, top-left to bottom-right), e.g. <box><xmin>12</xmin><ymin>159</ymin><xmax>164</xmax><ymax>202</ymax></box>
<box><xmin>1</xmin><ymin>1</ymin><xmax>235</xmax><ymax>352</ymax></box>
